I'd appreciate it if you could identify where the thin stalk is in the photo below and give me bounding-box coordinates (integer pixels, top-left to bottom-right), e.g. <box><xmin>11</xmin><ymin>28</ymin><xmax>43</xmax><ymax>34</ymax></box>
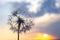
<box><xmin>18</xmin><ymin>23</ymin><xmax>20</xmax><ymax>40</ymax></box>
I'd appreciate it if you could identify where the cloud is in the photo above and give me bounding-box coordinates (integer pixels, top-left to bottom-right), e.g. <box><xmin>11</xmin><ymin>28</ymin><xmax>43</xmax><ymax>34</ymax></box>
<box><xmin>26</xmin><ymin>0</ymin><xmax>45</xmax><ymax>13</ymax></box>
<box><xmin>0</xmin><ymin>0</ymin><xmax>24</xmax><ymax>4</ymax></box>
<box><xmin>33</xmin><ymin>13</ymin><xmax>60</xmax><ymax>27</ymax></box>
<box><xmin>9</xmin><ymin>0</ymin><xmax>60</xmax><ymax>17</ymax></box>
<box><xmin>31</xmin><ymin>13</ymin><xmax>60</xmax><ymax>38</ymax></box>
<box><xmin>55</xmin><ymin>0</ymin><xmax>60</xmax><ymax>8</ymax></box>
<box><xmin>9</xmin><ymin>0</ymin><xmax>45</xmax><ymax>14</ymax></box>
<box><xmin>41</xmin><ymin>0</ymin><xmax>60</xmax><ymax>13</ymax></box>
<box><xmin>33</xmin><ymin>0</ymin><xmax>60</xmax><ymax>17</ymax></box>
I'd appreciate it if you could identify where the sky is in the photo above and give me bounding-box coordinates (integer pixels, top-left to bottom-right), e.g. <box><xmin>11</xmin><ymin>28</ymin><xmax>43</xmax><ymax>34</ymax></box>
<box><xmin>0</xmin><ymin>0</ymin><xmax>60</xmax><ymax>40</ymax></box>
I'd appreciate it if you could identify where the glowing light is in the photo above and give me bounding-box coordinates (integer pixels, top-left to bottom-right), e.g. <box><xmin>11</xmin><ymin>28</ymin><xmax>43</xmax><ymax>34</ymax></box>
<box><xmin>34</xmin><ymin>33</ymin><xmax>56</xmax><ymax>40</ymax></box>
<box><xmin>43</xmin><ymin>34</ymin><xmax>48</xmax><ymax>38</ymax></box>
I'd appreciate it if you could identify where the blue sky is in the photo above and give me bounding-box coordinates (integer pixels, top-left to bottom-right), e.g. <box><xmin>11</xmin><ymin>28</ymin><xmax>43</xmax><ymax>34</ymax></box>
<box><xmin>0</xmin><ymin>0</ymin><xmax>60</xmax><ymax>40</ymax></box>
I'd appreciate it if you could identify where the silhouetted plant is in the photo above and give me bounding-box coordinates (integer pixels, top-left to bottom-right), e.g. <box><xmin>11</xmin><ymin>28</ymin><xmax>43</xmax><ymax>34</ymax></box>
<box><xmin>8</xmin><ymin>8</ymin><xmax>33</xmax><ymax>40</ymax></box>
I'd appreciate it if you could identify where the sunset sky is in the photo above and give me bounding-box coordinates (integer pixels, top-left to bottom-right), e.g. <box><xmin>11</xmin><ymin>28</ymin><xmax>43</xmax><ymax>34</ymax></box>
<box><xmin>0</xmin><ymin>0</ymin><xmax>60</xmax><ymax>40</ymax></box>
